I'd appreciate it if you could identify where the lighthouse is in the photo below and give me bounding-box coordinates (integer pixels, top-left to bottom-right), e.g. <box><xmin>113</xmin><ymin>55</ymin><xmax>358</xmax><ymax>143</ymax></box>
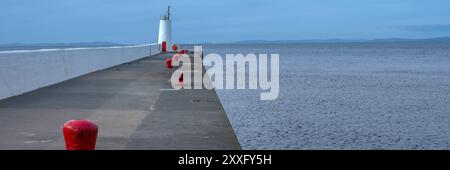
<box><xmin>158</xmin><ymin>6</ymin><xmax>172</xmax><ymax>52</ymax></box>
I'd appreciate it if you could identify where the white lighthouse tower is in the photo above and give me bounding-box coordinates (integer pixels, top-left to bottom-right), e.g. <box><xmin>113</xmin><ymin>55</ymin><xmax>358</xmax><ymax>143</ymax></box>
<box><xmin>158</xmin><ymin>6</ymin><xmax>172</xmax><ymax>50</ymax></box>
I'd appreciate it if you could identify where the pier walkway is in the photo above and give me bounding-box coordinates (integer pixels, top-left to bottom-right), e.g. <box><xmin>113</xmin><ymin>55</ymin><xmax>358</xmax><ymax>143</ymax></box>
<box><xmin>0</xmin><ymin>52</ymin><xmax>241</xmax><ymax>150</ymax></box>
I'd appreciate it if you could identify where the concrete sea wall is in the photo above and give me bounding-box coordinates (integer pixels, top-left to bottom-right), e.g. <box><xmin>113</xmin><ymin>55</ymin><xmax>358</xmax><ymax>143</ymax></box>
<box><xmin>0</xmin><ymin>44</ymin><xmax>160</xmax><ymax>100</ymax></box>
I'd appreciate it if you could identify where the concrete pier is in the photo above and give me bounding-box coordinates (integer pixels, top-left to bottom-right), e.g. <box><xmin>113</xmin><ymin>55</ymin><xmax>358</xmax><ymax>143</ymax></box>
<box><xmin>0</xmin><ymin>52</ymin><xmax>241</xmax><ymax>150</ymax></box>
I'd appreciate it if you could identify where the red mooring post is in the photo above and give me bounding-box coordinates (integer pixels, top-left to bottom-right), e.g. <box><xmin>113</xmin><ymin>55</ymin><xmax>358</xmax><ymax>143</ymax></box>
<box><xmin>162</xmin><ymin>41</ymin><xmax>167</xmax><ymax>52</ymax></box>
<box><xmin>62</xmin><ymin>119</ymin><xmax>98</xmax><ymax>150</ymax></box>
<box><xmin>172</xmin><ymin>44</ymin><xmax>178</xmax><ymax>51</ymax></box>
<box><xmin>166</xmin><ymin>58</ymin><xmax>173</xmax><ymax>69</ymax></box>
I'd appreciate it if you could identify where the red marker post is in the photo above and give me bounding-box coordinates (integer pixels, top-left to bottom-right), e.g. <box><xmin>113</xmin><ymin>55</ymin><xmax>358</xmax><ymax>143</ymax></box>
<box><xmin>62</xmin><ymin>119</ymin><xmax>98</xmax><ymax>150</ymax></box>
<box><xmin>162</xmin><ymin>41</ymin><xmax>167</xmax><ymax>52</ymax></box>
<box><xmin>166</xmin><ymin>58</ymin><xmax>173</xmax><ymax>69</ymax></box>
<box><xmin>179</xmin><ymin>50</ymin><xmax>188</xmax><ymax>54</ymax></box>
<box><xmin>172</xmin><ymin>44</ymin><xmax>178</xmax><ymax>52</ymax></box>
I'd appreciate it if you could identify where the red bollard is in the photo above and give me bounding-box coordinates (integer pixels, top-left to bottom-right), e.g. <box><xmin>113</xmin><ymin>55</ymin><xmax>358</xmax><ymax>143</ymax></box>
<box><xmin>62</xmin><ymin>119</ymin><xmax>98</xmax><ymax>150</ymax></box>
<box><xmin>166</xmin><ymin>58</ymin><xmax>173</xmax><ymax>69</ymax></box>
<box><xmin>172</xmin><ymin>44</ymin><xmax>178</xmax><ymax>51</ymax></box>
<box><xmin>162</xmin><ymin>41</ymin><xmax>167</xmax><ymax>52</ymax></box>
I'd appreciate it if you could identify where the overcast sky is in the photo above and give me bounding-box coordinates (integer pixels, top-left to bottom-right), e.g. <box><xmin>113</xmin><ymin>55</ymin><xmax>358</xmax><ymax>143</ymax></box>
<box><xmin>1</xmin><ymin>0</ymin><xmax>450</xmax><ymax>44</ymax></box>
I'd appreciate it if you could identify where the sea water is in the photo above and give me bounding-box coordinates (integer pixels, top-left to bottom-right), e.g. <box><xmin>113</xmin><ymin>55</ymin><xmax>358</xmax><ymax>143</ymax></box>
<box><xmin>203</xmin><ymin>42</ymin><xmax>450</xmax><ymax>149</ymax></box>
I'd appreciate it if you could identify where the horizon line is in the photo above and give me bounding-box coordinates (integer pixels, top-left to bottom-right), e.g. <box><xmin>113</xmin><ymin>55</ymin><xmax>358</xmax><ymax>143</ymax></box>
<box><xmin>1</xmin><ymin>36</ymin><xmax>450</xmax><ymax>46</ymax></box>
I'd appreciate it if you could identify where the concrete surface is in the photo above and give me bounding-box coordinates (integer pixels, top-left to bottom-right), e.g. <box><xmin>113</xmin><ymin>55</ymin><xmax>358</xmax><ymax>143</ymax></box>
<box><xmin>0</xmin><ymin>52</ymin><xmax>240</xmax><ymax>150</ymax></box>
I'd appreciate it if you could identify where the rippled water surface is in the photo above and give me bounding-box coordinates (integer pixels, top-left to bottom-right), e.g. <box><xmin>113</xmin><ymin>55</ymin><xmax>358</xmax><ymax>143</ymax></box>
<box><xmin>203</xmin><ymin>42</ymin><xmax>450</xmax><ymax>149</ymax></box>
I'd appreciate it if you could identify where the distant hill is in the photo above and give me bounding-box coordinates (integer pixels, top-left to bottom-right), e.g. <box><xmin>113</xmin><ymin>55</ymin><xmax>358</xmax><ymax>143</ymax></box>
<box><xmin>233</xmin><ymin>37</ymin><xmax>450</xmax><ymax>44</ymax></box>
<box><xmin>0</xmin><ymin>42</ymin><xmax>127</xmax><ymax>51</ymax></box>
<box><xmin>369</xmin><ymin>37</ymin><xmax>450</xmax><ymax>43</ymax></box>
<box><xmin>235</xmin><ymin>39</ymin><xmax>366</xmax><ymax>44</ymax></box>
